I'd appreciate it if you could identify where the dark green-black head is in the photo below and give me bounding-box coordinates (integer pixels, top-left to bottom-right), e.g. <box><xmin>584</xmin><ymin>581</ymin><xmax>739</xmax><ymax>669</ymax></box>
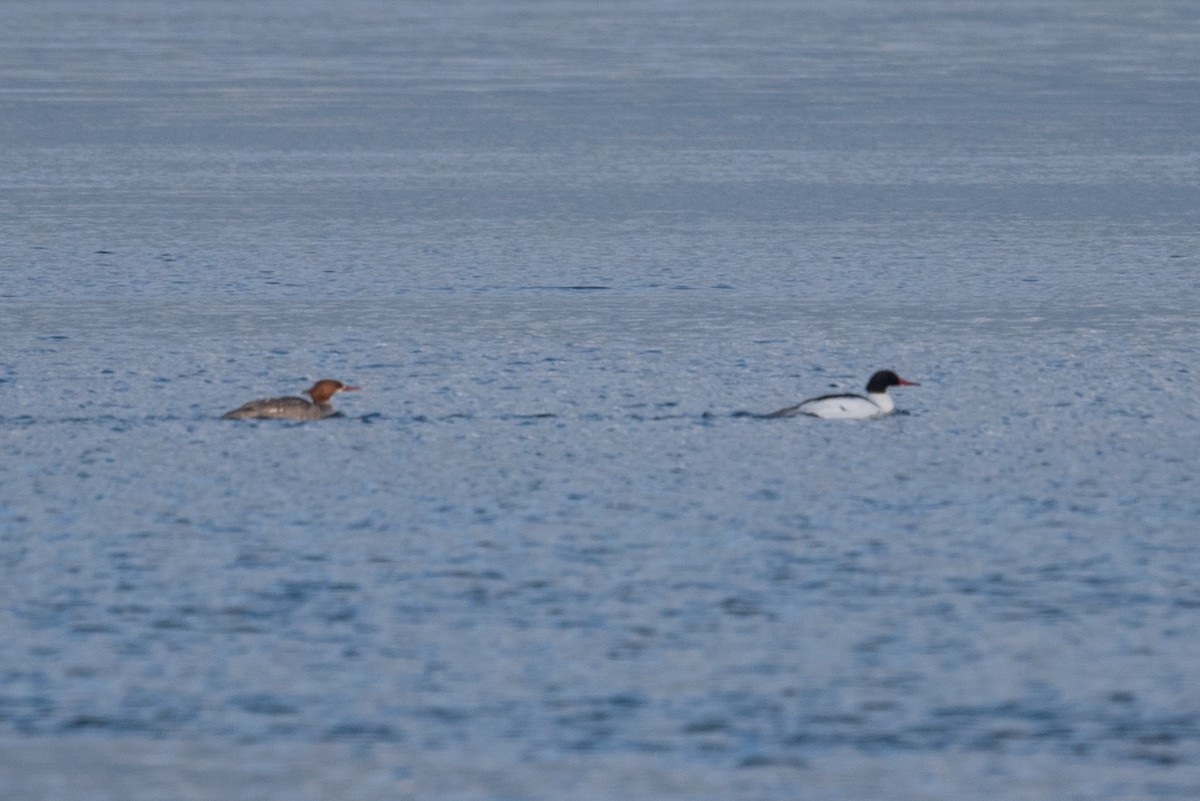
<box><xmin>865</xmin><ymin>370</ymin><xmax>919</xmax><ymax>394</ymax></box>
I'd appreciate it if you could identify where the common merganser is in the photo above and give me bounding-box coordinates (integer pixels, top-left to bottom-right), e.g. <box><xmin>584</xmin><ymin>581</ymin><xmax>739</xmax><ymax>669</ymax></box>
<box><xmin>222</xmin><ymin>379</ymin><xmax>361</xmax><ymax>420</ymax></box>
<box><xmin>765</xmin><ymin>370</ymin><xmax>918</xmax><ymax>420</ymax></box>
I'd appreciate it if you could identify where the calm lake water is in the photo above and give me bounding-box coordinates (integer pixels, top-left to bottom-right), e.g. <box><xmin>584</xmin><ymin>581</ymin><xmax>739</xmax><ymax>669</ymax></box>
<box><xmin>2</xmin><ymin>1</ymin><xmax>1199</xmax><ymax>799</ymax></box>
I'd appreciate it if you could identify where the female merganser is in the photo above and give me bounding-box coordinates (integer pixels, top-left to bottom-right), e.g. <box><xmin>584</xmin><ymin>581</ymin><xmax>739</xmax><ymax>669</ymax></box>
<box><xmin>766</xmin><ymin>370</ymin><xmax>918</xmax><ymax>420</ymax></box>
<box><xmin>222</xmin><ymin>379</ymin><xmax>361</xmax><ymax>420</ymax></box>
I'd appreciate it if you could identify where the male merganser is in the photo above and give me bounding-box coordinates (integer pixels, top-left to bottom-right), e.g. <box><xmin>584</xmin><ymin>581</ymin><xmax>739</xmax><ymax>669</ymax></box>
<box><xmin>765</xmin><ymin>370</ymin><xmax>918</xmax><ymax>420</ymax></box>
<box><xmin>222</xmin><ymin>379</ymin><xmax>361</xmax><ymax>420</ymax></box>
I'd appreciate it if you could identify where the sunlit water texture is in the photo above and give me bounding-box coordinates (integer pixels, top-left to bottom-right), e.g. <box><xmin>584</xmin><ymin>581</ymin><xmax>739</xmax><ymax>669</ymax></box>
<box><xmin>2</xmin><ymin>1</ymin><xmax>1199</xmax><ymax>799</ymax></box>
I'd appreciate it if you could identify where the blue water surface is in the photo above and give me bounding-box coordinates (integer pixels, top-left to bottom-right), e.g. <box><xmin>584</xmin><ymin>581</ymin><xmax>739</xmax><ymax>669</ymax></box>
<box><xmin>2</xmin><ymin>1</ymin><xmax>1199</xmax><ymax>799</ymax></box>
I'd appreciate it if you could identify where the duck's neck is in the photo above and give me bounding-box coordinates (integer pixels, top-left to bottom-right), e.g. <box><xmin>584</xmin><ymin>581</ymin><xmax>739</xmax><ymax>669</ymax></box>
<box><xmin>867</xmin><ymin>391</ymin><xmax>895</xmax><ymax>414</ymax></box>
